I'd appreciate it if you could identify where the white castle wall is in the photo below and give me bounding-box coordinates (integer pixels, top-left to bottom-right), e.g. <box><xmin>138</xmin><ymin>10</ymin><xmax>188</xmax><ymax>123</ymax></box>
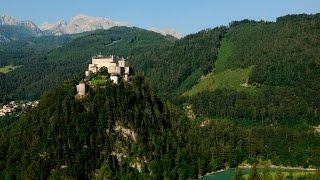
<box><xmin>110</xmin><ymin>75</ymin><xmax>119</xmax><ymax>84</ymax></box>
<box><xmin>88</xmin><ymin>55</ymin><xmax>129</xmax><ymax>76</ymax></box>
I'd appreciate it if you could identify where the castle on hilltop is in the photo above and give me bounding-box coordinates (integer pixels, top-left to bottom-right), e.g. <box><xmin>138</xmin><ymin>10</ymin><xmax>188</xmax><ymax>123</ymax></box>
<box><xmin>86</xmin><ymin>54</ymin><xmax>130</xmax><ymax>82</ymax></box>
<box><xmin>76</xmin><ymin>54</ymin><xmax>132</xmax><ymax>98</ymax></box>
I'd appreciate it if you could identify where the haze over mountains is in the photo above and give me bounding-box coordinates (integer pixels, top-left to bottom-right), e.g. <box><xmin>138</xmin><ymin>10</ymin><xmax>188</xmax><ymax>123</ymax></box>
<box><xmin>0</xmin><ymin>14</ymin><xmax>183</xmax><ymax>42</ymax></box>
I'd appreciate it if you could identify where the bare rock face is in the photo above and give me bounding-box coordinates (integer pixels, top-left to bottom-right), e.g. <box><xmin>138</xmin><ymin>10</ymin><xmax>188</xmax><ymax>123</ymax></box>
<box><xmin>149</xmin><ymin>27</ymin><xmax>183</xmax><ymax>39</ymax></box>
<box><xmin>0</xmin><ymin>15</ymin><xmax>19</xmax><ymax>26</ymax></box>
<box><xmin>40</xmin><ymin>20</ymin><xmax>67</xmax><ymax>35</ymax></box>
<box><xmin>40</xmin><ymin>14</ymin><xmax>128</xmax><ymax>35</ymax></box>
<box><xmin>0</xmin><ymin>15</ymin><xmax>41</xmax><ymax>33</ymax></box>
<box><xmin>22</xmin><ymin>21</ymin><xmax>43</xmax><ymax>35</ymax></box>
<box><xmin>0</xmin><ymin>15</ymin><xmax>43</xmax><ymax>42</ymax></box>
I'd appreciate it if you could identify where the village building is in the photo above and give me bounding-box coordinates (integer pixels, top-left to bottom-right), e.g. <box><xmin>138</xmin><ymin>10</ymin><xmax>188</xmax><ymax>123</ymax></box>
<box><xmin>0</xmin><ymin>100</ymin><xmax>39</xmax><ymax>117</ymax></box>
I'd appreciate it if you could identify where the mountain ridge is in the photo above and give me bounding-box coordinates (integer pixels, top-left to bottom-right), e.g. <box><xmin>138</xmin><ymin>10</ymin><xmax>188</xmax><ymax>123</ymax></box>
<box><xmin>0</xmin><ymin>14</ymin><xmax>183</xmax><ymax>41</ymax></box>
<box><xmin>0</xmin><ymin>15</ymin><xmax>43</xmax><ymax>42</ymax></box>
<box><xmin>40</xmin><ymin>14</ymin><xmax>128</xmax><ymax>35</ymax></box>
<box><xmin>0</xmin><ymin>15</ymin><xmax>40</xmax><ymax>31</ymax></box>
<box><xmin>149</xmin><ymin>27</ymin><xmax>183</xmax><ymax>39</ymax></box>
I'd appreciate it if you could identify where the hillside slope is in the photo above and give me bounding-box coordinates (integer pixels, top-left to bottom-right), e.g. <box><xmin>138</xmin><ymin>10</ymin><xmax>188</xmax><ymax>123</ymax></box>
<box><xmin>0</xmin><ymin>27</ymin><xmax>175</xmax><ymax>101</ymax></box>
<box><xmin>186</xmin><ymin>13</ymin><xmax>320</xmax><ymax>125</ymax></box>
<box><xmin>1</xmin><ymin>13</ymin><xmax>319</xmax><ymax>126</ymax></box>
<box><xmin>0</xmin><ymin>26</ymin><xmax>225</xmax><ymax>102</ymax></box>
<box><xmin>1</xmin><ymin>75</ymin><xmax>320</xmax><ymax>179</ymax></box>
<box><xmin>0</xmin><ymin>76</ymin><xmax>176</xmax><ymax>178</ymax></box>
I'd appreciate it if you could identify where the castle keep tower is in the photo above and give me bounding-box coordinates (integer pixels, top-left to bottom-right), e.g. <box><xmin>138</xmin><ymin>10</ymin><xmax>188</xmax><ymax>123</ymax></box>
<box><xmin>118</xmin><ymin>57</ymin><xmax>126</xmax><ymax>67</ymax></box>
<box><xmin>76</xmin><ymin>82</ymin><xmax>86</xmax><ymax>97</ymax></box>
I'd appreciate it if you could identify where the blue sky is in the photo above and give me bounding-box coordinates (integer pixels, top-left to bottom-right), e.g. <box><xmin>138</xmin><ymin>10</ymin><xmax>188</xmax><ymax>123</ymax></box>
<box><xmin>0</xmin><ymin>0</ymin><xmax>319</xmax><ymax>35</ymax></box>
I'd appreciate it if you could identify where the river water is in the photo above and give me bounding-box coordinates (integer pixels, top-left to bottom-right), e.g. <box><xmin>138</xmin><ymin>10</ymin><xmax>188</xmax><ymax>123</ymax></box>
<box><xmin>203</xmin><ymin>168</ymin><xmax>314</xmax><ymax>179</ymax></box>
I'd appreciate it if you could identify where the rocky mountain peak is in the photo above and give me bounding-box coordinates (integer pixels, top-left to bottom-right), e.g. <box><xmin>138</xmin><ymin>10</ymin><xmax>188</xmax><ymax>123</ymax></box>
<box><xmin>40</xmin><ymin>20</ymin><xmax>67</xmax><ymax>35</ymax></box>
<box><xmin>149</xmin><ymin>27</ymin><xmax>183</xmax><ymax>39</ymax></box>
<box><xmin>0</xmin><ymin>15</ymin><xmax>19</xmax><ymax>26</ymax></box>
<box><xmin>22</xmin><ymin>20</ymin><xmax>40</xmax><ymax>31</ymax></box>
<box><xmin>40</xmin><ymin>14</ymin><xmax>128</xmax><ymax>35</ymax></box>
<box><xmin>0</xmin><ymin>15</ymin><xmax>42</xmax><ymax>37</ymax></box>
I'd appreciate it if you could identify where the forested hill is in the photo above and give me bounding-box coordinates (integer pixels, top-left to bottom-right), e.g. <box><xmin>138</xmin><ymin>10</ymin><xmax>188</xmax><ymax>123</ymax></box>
<box><xmin>0</xmin><ymin>34</ymin><xmax>76</xmax><ymax>66</ymax></box>
<box><xmin>1</xmin><ymin>13</ymin><xmax>320</xmax><ymax>179</ymax></box>
<box><xmin>186</xmin><ymin>13</ymin><xmax>320</xmax><ymax>125</ymax></box>
<box><xmin>0</xmin><ymin>24</ymin><xmax>226</xmax><ymax>102</ymax></box>
<box><xmin>1</xmin><ymin>75</ymin><xmax>320</xmax><ymax>179</ymax></box>
<box><xmin>1</xmin><ymin>14</ymin><xmax>320</xmax><ymax>106</ymax></box>
<box><xmin>0</xmin><ymin>23</ymin><xmax>226</xmax><ymax>102</ymax></box>
<box><xmin>0</xmin><ymin>13</ymin><xmax>319</xmax><ymax>123</ymax></box>
<box><xmin>0</xmin><ymin>27</ymin><xmax>176</xmax><ymax>101</ymax></box>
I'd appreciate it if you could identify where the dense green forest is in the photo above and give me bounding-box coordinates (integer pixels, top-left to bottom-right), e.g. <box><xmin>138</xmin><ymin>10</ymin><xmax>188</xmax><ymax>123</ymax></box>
<box><xmin>0</xmin><ymin>27</ymin><xmax>175</xmax><ymax>101</ymax></box>
<box><xmin>0</xmin><ymin>13</ymin><xmax>320</xmax><ymax>179</ymax></box>
<box><xmin>1</xmin><ymin>75</ymin><xmax>320</xmax><ymax>179</ymax></box>
<box><xmin>0</xmin><ymin>34</ymin><xmax>76</xmax><ymax>66</ymax></box>
<box><xmin>0</xmin><ymin>25</ymin><xmax>225</xmax><ymax>102</ymax></box>
<box><xmin>186</xmin><ymin>13</ymin><xmax>320</xmax><ymax>125</ymax></box>
<box><xmin>1</xmin><ymin>14</ymin><xmax>319</xmax><ymax>112</ymax></box>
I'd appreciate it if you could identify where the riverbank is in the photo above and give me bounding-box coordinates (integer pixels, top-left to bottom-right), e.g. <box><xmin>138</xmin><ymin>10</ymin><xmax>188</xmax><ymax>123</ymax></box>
<box><xmin>200</xmin><ymin>169</ymin><xmax>226</xmax><ymax>178</ymax></box>
<box><xmin>238</xmin><ymin>164</ymin><xmax>317</xmax><ymax>172</ymax></box>
<box><xmin>201</xmin><ymin>163</ymin><xmax>318</xmax><ymax>179</ymax></box>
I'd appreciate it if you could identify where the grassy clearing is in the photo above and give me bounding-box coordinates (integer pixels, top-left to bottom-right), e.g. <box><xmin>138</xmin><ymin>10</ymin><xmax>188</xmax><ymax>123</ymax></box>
<box><xmin>184</xmin><ymin>66</ymin><xmax>255</xmax><ymax>96</ymax></box>
<box><xmin>214</xmin><ymin>38</ymin><xmax>234</xmax><ymax>73</ymax></box>
<box><xmin>105</xmin><ymin>39</ymin><xmax>123</xmax><ymax>46</ymax></box>
<box><xmin>184</xmin><ymin>38</ymin><xmax>256</xmax><ymax>96</ymax></box>
<box><xmin>90</xmin><ymin>74</ymin><xmax>109</xmax><ymax>85</ymax></box>
<box><xmin>91</xmin><ymin>79</ymin><xmax>107</xmax><ymax>85</ymax></box>
<box><xmin>0</xmin><ymin>65</ymin><xmax>22</xmax><ymax>74</ymax></box>
<box><xmin>178</xmin><ymin>69</ymin><xmax>204</xmax><ymax>93</ymax></box>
